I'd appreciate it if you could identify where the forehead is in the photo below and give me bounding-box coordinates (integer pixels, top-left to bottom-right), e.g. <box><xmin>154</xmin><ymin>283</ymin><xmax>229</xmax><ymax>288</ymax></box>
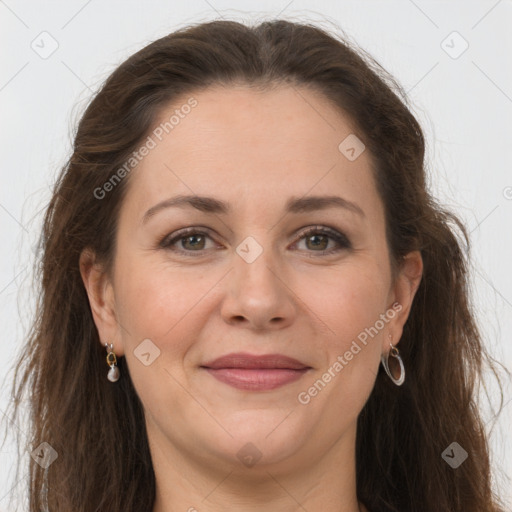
<box><xmin>122</xmin><ymin>84</ymin><xmax>383</xmax><ymax>225</ymax></box>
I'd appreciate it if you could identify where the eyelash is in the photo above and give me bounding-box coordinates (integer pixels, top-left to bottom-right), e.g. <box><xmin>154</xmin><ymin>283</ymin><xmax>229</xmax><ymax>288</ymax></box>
<box><xmin>159</xmin><ymin>225</ymin><xmax>352</xmax><ymax>257</ymax></box>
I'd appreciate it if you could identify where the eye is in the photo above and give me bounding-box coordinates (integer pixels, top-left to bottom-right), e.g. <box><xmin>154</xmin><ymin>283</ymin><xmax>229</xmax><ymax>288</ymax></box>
<box><xmin>160</xmin><ymin>227</ymin><xmax>217</xmax><ymax>255</ymax></box>
<box><xmin>159</xmin><ymin>225</ymin><xmax>351</xmax><ymax>257</ymax></box>
<box><xmin>292</xmin><ymin>226</ymin><xmax>351</xmax><ymax>255</ymax></box>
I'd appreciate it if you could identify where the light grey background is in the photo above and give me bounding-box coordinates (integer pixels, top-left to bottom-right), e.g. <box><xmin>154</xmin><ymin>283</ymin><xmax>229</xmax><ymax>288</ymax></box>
<box><xmin>1</xmin><ymin>0</ymin><xmax>511</xmax><ymax>509</ymax></box>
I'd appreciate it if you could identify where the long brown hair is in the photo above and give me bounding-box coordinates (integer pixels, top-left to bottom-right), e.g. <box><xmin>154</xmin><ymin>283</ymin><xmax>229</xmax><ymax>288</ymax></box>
<box><xmin>2</xmin><ymin>19</ymin><xmax>508</xmax><ymax>512</ymax></box>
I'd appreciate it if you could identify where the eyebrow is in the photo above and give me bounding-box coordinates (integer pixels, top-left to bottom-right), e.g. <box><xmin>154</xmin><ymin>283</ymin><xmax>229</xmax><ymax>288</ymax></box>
<box><xmin>142</xmin><ymin>194</ymin><xmax>365</xmax><ymax>224</ymax></box>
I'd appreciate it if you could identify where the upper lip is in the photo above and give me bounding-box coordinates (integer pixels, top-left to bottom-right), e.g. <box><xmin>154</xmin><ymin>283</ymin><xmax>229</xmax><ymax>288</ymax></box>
<box><xmin>201</xmin><ymin>352</ymin><xmax>311</xmax><ymax>370</ymax></box>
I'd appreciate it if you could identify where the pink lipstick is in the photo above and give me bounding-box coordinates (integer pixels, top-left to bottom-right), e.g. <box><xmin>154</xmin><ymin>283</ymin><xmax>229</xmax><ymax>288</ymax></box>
<box><xmin>200</xmin><ymin>352</ymin><xmax>311</xmax><ymax>391</ymax></box>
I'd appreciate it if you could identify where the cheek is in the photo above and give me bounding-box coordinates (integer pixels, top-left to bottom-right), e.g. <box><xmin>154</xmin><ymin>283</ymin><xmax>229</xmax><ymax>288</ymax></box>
<box><xmin>306</xmin><ymin>261</ymin><xmax>387</xmax><ymax>403</ymax></box>
<box><xmin>112</xmin><ymin>253</ymin><xmax>231</xmax><ymax>389</ymax></box>
<box><xmin>114</xmin><ymin>253</ymin><xmax>202</xmax><ymax>336</ymax></box>
<box><xmin>310</xmin><ymin>260</ymin><xmax>389</xmax><ymax>342</ymax></box>
<box><xmin>112</xmin><ymin>258</ymin><xmax>201</xmax><ymax>405</ymax></box>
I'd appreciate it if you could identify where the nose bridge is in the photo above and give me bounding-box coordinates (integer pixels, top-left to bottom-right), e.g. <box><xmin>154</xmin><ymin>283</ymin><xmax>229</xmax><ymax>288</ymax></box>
<box><xmin>221</xmin><ymin>229</ymin><xmax>295</xmax><ymax>329</ymax></box>
<box><xmin>233</xmin><ymin>231</ymin><xmax>281</xmax><ymax>289</ymax></box>
<box><xmin>230</xmin><ymin>198</ymin><xmax>281</xmax><ymax>268</ymax></box>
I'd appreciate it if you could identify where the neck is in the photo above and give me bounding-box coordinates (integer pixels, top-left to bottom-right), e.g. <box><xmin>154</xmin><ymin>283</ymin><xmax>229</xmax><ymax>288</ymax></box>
<box><xmin>149</xmin><ymin>417</ymin><xmax>364</xmax><ymax>512</ymax></box>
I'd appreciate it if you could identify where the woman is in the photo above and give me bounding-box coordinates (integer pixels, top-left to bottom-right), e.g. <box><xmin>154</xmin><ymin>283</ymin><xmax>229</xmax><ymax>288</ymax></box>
<box><xmin>4</xmin><ymin>19</ymin><xmax>508</xmax><ymax>512</ymax></box>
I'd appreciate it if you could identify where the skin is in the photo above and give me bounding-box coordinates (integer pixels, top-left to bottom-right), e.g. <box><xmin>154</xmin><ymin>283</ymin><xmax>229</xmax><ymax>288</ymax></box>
<box><xmin>80</xmin><ymin>84</ymin><xmax>423</xmax><ymax>512</ymax></box>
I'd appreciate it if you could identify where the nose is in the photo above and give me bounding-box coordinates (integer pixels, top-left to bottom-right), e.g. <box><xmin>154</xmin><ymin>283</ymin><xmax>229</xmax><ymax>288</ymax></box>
<box><xmin>220</xmin><ymin>236</ymin><xmax>297</xmax><ymax>331</ymax></box>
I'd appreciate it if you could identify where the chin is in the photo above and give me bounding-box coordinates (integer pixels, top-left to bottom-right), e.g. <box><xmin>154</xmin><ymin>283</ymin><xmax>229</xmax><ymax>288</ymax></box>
<box><xmin>203</xmin><ymin>414</ymin><xmax>310</xmax><ymax>469</ymax></box>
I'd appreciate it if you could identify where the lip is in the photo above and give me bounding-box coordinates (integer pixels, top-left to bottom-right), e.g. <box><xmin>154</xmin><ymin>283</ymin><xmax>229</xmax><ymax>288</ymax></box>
<box><xmin>200</xmin><ymin>352</ymin><xmax>311</xmax><ymax>391</ymax></box>
<box><xmin>201</xmin><ymin>352</ymin><xmax>310</xmax><ymax>370</ymax></box>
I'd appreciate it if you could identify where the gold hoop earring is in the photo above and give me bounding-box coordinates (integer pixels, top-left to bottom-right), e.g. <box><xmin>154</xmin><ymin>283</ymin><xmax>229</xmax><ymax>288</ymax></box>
<box><xmin>381</xmin><ymin>336</ymin><xmax>405</xmax><ymax>386</ymax></box>
<box><xmin>105</xmin><ymin>342</ymin><xmax>120</xmax><ymax>383</ymax></box>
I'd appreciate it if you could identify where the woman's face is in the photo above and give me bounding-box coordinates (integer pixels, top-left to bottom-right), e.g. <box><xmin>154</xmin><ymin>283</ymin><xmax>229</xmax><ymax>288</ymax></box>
<box><xmin>83</xmin><ymin>84</ymin><xmax>422</xmax><ymax>475</ymax></box>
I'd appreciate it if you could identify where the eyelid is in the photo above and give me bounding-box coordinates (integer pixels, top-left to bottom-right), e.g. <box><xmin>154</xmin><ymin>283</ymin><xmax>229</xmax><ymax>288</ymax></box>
<box><xmin>159</xmin><ymin>224</ymin><xmax>351</xmax><ymax>255</ymax></box>
<box><xmin>291</xmin><ymin>225</ymin><xmax>352</xmax><ymax>253</ymax></box>
<box><xmin>159</xmin><ymin>226</ymin><xmax>218</xmax><ymax>251</ymax></box>
<box><xmin>294</xmin><ymin>225</ymin><xmax>350</xmax><ymax>243</ymax></box>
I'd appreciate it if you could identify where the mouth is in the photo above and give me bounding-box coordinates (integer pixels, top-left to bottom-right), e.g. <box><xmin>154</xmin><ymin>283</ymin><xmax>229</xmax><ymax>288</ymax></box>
<box><xmin>200</xmin><ymin>352</ymin><xmax>312</xmax><ymax>391</ymax></box>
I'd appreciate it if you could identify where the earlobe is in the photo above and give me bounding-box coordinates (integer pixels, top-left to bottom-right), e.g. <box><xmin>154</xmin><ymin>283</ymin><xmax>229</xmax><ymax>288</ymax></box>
<box><xmin>79</xmin><ymin>248</ymin><xmax>124</xmax><ymax>357</ymax></box>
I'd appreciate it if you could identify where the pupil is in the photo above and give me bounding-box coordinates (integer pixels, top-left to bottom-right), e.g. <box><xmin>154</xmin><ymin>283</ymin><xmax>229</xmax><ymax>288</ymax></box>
<box><xmin>185</xmin><ymin>235</ymin><xmax>203</xmax><ymax>249</ymax></box>
<box><xmin>308</xmin><ymin>234</ymin><xmax>327</xmax><ymax>250</ymax></box>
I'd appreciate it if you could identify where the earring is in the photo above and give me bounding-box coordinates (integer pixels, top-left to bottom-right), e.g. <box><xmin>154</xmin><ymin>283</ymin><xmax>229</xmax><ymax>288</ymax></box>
<box><xmin>105</xmin><ymin>342</ymin><xmax>120</xmax><ymax>382</ymax></box>
<box><xmin>381</xmin><ymin>335</ymin><xmax>405</xmax><ymax>386</ymax></box>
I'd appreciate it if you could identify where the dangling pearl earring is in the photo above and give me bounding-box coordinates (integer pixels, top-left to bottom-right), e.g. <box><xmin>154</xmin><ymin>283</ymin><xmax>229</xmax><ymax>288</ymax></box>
<box><xmin>105</xmin><ymin>342</ymin><xmax>120</xmax><ymax>382</ymax></box>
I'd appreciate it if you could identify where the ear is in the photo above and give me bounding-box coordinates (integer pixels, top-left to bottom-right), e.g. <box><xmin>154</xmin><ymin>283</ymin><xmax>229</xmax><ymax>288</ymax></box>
<box><xmin>384</xmin><ymin>250</ymin><xmax>423</xmax><ymax>349</ymax></box>
<box><xmin>79</xmin><ymin>248</ymin><xmax>125</xmax><ymax>357</ymax></box>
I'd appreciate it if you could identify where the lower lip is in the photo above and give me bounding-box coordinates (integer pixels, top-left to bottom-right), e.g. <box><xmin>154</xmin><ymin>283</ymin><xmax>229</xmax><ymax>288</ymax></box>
<box><xmin>202</xmin><ymin>367</ymin><xmax>310</xmax><ymax>391</ymax></box>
